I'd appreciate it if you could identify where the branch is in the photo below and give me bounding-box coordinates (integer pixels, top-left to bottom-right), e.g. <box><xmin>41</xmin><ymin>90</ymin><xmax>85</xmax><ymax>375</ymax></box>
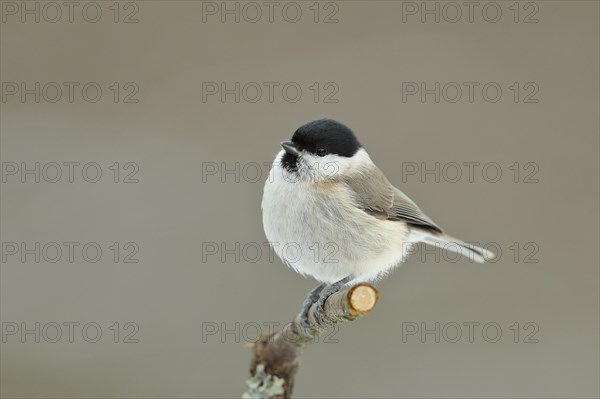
<box><xmin>244</xmin><ymin>283</ymin><xmax>379</xmax><ymax>399</ymax></box>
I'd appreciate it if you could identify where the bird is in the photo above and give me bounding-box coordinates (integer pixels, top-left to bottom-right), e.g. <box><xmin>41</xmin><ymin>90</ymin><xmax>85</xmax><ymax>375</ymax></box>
<box><xmin>261</xmin><ymin>118</ymin><xmax>493</xmax><ymax>330</ymax></box>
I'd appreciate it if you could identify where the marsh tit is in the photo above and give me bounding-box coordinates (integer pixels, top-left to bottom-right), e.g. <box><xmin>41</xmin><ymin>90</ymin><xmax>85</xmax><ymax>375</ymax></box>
<box><xmin>262</xmin><ymin>119</ymin><xmax>494</xmax><ymax>327</ymax></box>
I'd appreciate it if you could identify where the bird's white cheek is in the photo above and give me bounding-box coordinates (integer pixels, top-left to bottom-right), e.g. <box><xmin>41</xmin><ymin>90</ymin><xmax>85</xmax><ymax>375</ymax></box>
<box><xmin>301</xmin><ymin>154</ymin><xmax>349</xmax><ymax>180</ymax></box>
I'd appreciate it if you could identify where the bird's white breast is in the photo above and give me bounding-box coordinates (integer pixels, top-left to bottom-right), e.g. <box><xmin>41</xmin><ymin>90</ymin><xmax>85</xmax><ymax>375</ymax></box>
<box><xmin>261</xmin><ymin>152</ymin><xmax>411</xmax><ymax>284</ymax></box>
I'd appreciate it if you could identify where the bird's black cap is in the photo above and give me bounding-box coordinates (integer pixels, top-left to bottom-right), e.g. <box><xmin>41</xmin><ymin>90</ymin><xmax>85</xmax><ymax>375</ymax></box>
<box><xmin>291</xmin><ymin>119</ymin><xmax>361</xmax><ymax>157</ymax></box>
<box><xmin>280</xmin><ymin>119</ymin><xmax>361</xmax><ymax>173</ymax></box>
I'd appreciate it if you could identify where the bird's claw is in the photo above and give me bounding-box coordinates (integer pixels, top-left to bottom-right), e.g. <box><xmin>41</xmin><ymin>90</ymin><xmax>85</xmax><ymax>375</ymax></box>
<box><xmin>314</xmin><ymin>296</ymin><xmax>328</xmax><ymax>325</ymax></box>
<box><xmin>297</xmin><ymin>283</ymin><xmax>325</xmax><ymax>337</ymax></box>
<box><xmin>299</xmin><ymin>316</ymin><xmax>313</xmax><ymax>337</ymax></box>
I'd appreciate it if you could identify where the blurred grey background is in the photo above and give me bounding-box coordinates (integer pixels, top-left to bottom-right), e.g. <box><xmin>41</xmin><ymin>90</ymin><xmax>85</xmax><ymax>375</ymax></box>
<box><xmin>1</xmin><ymin>1</ymin><xmax>598</xmax><ymax>398</ymax></box>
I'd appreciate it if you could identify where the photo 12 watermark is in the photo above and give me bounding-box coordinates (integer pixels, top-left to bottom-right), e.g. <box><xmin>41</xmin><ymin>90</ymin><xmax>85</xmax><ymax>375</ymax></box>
<box><xmin>201</xmin><ymin>321</ymin><xmax>339</xmax><ymax>344</ymax></box>
<box><xmin>1</xmin><ymin>241</ymin><xmax>140</xmax><ymax>264</ymax></box>
<box><xmin>200</xmin><ymin>1</ymin><xmax>340</xmax><ymax>24</ymax></box>
<box><xmin>399</xmin><ymin>1</ymin><xmax>539</xmax><ymax>24</ymax></box>
<box><xmin>1</xmin><ymin>82</ymin><xmax>140</xmax><ymax>104</ymax></box>
<box><xmin>1</xmin><ymin>1</ymin><xmax>140</xmax><ymax>24</ymax></box>
<box><xmin>1</xmin><ymin>162</ymin><xmax>140</xmax><ymax>183</ymax></box>
<box><xmin>201</xmin><ymin>241</ymin><xmax>340</xmax><ymax>264</ymax></box>
<box><xmin>2</xmin><ymin>321</ymin><xmax>140</xmax><ymax>343</ymax></box>
<box><xmin>401</xmin><ymin>321</ymin><xmax>540</xmax><ymax>344</ymax></box>
<box><xmin>399</xmin><ymin>161</ymin><xmax>539</xmax><ymax>184</ymax></box>
<box><xmin>401</xmin><ymin>81</ymin><xmax>540</xmax><ymax>104</ymax></box>
<box><xmin>201</xmin><ymin>81</ymin><xmax>340</xmax><ymax>104</ymax></box>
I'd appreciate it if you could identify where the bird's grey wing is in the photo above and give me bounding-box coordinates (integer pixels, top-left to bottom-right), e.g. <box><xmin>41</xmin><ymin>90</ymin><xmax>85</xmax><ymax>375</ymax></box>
<box><xmin>345</xmin><ymin>167</ymin><xmax>443</xmax><ymax>233</ymax></box>
<box><xmin>390</xmin><ymin>187</ymin><xmax>442</xmax><ymax>233</ymax></box>
<box><xmin>344</xmin><ymin>168</ymin><xmax>395</xmax><ymax>219</ymax></box>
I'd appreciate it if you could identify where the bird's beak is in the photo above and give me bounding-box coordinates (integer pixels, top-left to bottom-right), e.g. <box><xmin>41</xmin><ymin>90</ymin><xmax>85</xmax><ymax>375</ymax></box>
<box><xmin>280</xmin><ymin>140</ymin><xmax>299</xmax><ymax>156</ymax></box>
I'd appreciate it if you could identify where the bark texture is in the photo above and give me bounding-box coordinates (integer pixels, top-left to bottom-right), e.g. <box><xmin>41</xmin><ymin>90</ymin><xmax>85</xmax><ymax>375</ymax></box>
<box><xmin>245</xmin><ymin>283</ymin><xmax>379</xmax><ymax>398</ymax></box>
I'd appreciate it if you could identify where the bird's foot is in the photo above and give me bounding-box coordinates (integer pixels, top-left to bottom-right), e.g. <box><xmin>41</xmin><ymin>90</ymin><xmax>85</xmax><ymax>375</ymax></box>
<box><xmin>314</xmin><ymin>276</ymin><xmax>353</xmax><ymax>324</ymax></box>
<box><xmin>298</xmin><ymin>283</ymin><xmax>326</xmax><ymax>336</ymax></box>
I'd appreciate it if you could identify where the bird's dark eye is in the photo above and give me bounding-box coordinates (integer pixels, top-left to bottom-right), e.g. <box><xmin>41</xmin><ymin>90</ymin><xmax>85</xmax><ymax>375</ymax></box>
<box><xmin>316</xmin><ymin>147</ymin><xmax>327</xmax><ymax>156</ymax></box>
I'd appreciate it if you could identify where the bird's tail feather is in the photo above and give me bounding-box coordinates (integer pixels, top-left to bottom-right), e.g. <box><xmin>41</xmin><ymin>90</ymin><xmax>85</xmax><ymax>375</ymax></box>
<box><xmin>420</xmin><ymin>233</ymin><xmax>495</xmax><ymax>263</ymax></box>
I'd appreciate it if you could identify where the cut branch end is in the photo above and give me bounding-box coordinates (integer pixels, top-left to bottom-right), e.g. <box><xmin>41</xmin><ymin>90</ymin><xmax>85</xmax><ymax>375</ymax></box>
<box><xmin>348</xmin><ymin>283</ymin><xmax>379</xmax><ymax>314</ymax></box>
